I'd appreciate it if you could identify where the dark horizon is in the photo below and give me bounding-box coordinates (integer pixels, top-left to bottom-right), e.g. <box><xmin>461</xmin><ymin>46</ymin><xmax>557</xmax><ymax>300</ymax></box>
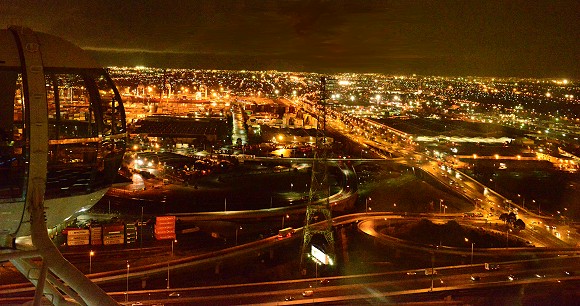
<box><xmin>4</xmin><ymin>0</ymin><xmax>580</xmax><ymax>79</ymax></box>
<box><xmin>91</xmin><ymin>50</ymin><xmax>578</xmax><ymax>79</ymax></box>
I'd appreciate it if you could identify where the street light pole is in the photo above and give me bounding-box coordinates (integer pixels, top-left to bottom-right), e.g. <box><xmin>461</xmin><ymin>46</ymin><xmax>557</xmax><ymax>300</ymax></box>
<box><xmin>126</xmin><ymin>261</ymin><xmax>129</xmax><ymax>302</ymax></box>
<box><xmin>235</xmin><ymin>226</ymin><xmax>242</xmax><ymax>245</ymax></box>
<box><xmin>465</xmin><ymin>238</ymin><xmax>474</xmax><ymax>265</ymax></box>
<box><xmin>471</xmin><ymin>242</ymin><xmax>474</xmax><ymax>265</ymax></box>
<box><xmin>430</xmin><ymin>251</ymin><xmax>434</xmax><ymax>292</ymax></box>
<box><xmin>167</xmin><ymin>239</ymin><xmax>176</xmax><ymax>289</ymax></box>
<box><xmin>315</xmin><ymin>261</ymin><xmax>318</xmax><ymax>282</ymax></box>
<box><xmin>89</xmin><ymin>250</ymin><xmax>94</xmax><ymax>274</ymax></box>
<box><xmin>140</xmin><ymin>206</ymin><xmax>144</xmax><ymax>256</ymax></box>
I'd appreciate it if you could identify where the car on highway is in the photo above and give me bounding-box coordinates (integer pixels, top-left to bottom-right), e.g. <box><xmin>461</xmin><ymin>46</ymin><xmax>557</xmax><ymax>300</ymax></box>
<box><xmin>284</xmin><ymin>296</ymin><xmax>295</xmax><ymax>301</ymax></box>
<box><xmin>508</xmin><ymin>275</ymin><xmax>517</xmax><ymax>281</ymax></box>
<box><xmin>425</xmin><ymin>269</ymin><xmax>437</xmax><ymax>275</ymax></box>
<box><xmin>168</xmin><ymin>292</ymin><xmax>180</xmax><ymax>297</ymax></box>
<box><xmin>485</xmin><ymin>263</ymin><xmax>499</xmax><ymax>270</ymax></box>
<box><xmin>470</xmin><ymin>275</ymin><xmax>481</xmax><ymax>281</ymax></box>
<box><xmin>406</xmin><ymin>271</ymin><xmax>417</xmax><ymax>275</ymax></box>
<box><xmin>302</xmin><ymin>290</ymin><xmax>314</xmax><ymax>297</ymax></box>
<box><xmin>319</xmin><ymin>279</ymin><xmax>330</xmax><ymax>285</ymax></box>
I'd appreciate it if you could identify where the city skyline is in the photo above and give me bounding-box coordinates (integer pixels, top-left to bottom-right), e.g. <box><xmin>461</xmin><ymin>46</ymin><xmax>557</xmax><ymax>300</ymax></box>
<box><xmin>3</xmin><ymin>0</ymin><xmax>580</xmax><ymax>78</ymax></box>
<box><xmin>1</xmin><ymin>25</ymin><xmax>579</xmax><ymax>304</ymax></box>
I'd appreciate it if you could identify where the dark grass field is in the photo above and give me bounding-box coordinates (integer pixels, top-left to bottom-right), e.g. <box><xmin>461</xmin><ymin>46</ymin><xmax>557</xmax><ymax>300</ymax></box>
<box><xmin>356</xmin><ymin>163</ymin><xmax>473</xmax><ymax>214</ymax></box>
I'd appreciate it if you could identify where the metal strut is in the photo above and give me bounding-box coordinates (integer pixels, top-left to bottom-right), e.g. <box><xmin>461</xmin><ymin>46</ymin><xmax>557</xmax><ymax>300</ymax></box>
<box><xmin>7</xmin><ymin>26</ymin><xmax>118</xmax><ymax>306</ymax></box>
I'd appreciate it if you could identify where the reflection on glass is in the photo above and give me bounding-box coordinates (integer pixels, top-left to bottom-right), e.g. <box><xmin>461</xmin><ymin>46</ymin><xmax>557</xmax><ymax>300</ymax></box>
<box><xmin>0</xmin><ymin>71</ymin><xmax>25</xmax><ymax>200</ymax></box>
<box><xmin>44</xmin><ymin>69</ymin><xmax>126</xmax><ymax>198</ymax></box>
<box><xmin>0</xmin><ymin>68</ymin><xmax>126</xmax><ymax>200</ymax></box>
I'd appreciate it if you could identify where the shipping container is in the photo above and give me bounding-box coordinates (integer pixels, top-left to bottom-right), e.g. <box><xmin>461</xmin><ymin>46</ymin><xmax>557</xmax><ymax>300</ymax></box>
<box><xmin>67</xmin><ymin>229</ymin><xmax>90</xmax><ymax>246</ymax></box>
<box><xmin>155</xmin><ymin>216</ymin><xmax>176</xmax><ymax>240</ymax></box>
<box><xmin>90</xmin><ymin>226</ymin><xmax>103</xmax><ymax>245</ymax></box>
<box><xmin>125</xmin><ymin>223</ymin><xmax>137</xmax><ymax>244</ymax></box>
<box><xmin>103</xmin><ymin>233</ymin><xmax>125</xmax><ymax>245</ymax></box>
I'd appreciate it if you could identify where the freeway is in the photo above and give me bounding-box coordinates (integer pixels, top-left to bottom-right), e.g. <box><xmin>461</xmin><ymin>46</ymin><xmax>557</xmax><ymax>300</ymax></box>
<box><xmin>296</xmin><ymin>97</ymin><xmax>580</xmax><ymax>249</ymax></box>
<box><xmin>3</xmin><ymin>212</ymin><xmax>577</xmax><ymax>296</ymax></box>
<box><xmin>2</xmin><ymin>211</ymin><xmax>578</xmax><ymax>305</ymax></box>
<box><xmin>419</xmin><ymin>161</ymin><xmax>579</xmax><ymax>248</ymax></box>
<box><xmin>102</xmin><ymin>256</ymin><xmax>580</xmax><ymax>305</ymax></box>
<box><xmin>356</xmin><ymin>216</ymin><xmax>580</xmax><ymax>258</ymax></box>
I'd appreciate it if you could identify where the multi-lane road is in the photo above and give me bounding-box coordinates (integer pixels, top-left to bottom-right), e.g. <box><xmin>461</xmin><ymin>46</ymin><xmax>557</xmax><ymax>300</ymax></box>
<box><xmin>306</xmin><ymin>96</ymin><xmax>579</xmax><ymax>249</ymax></box>
<box><xmin>102</xmin><ymin>256</ymin><xmax>579</xmax><ymax>305</ymax></box>
<box><xmin>3</xmin><ymin>211</ymin><xmax>577</xmax><ymax>305</ymax></box>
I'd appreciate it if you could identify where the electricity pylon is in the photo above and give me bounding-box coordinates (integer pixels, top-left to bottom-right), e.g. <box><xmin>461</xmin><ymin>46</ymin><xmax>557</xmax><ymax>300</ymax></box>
<box><xmin>300</xmin><ymin>77</ymin><xmax>335</xmax><ymax>270</ymax></box>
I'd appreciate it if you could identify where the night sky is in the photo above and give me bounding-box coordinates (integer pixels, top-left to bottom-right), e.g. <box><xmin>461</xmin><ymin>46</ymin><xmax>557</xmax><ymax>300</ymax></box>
<box><xmin>2</xmin><ymin>0</ymin><xmax>579</xmax><ymax>78</ymax></box>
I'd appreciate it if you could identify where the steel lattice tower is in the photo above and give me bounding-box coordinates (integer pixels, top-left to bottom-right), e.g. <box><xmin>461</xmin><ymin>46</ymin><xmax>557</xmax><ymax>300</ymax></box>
<box><xmin>300</xmin><ymin>77</ymin><xmax>335</xmax><ymax>270</ymax></box>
